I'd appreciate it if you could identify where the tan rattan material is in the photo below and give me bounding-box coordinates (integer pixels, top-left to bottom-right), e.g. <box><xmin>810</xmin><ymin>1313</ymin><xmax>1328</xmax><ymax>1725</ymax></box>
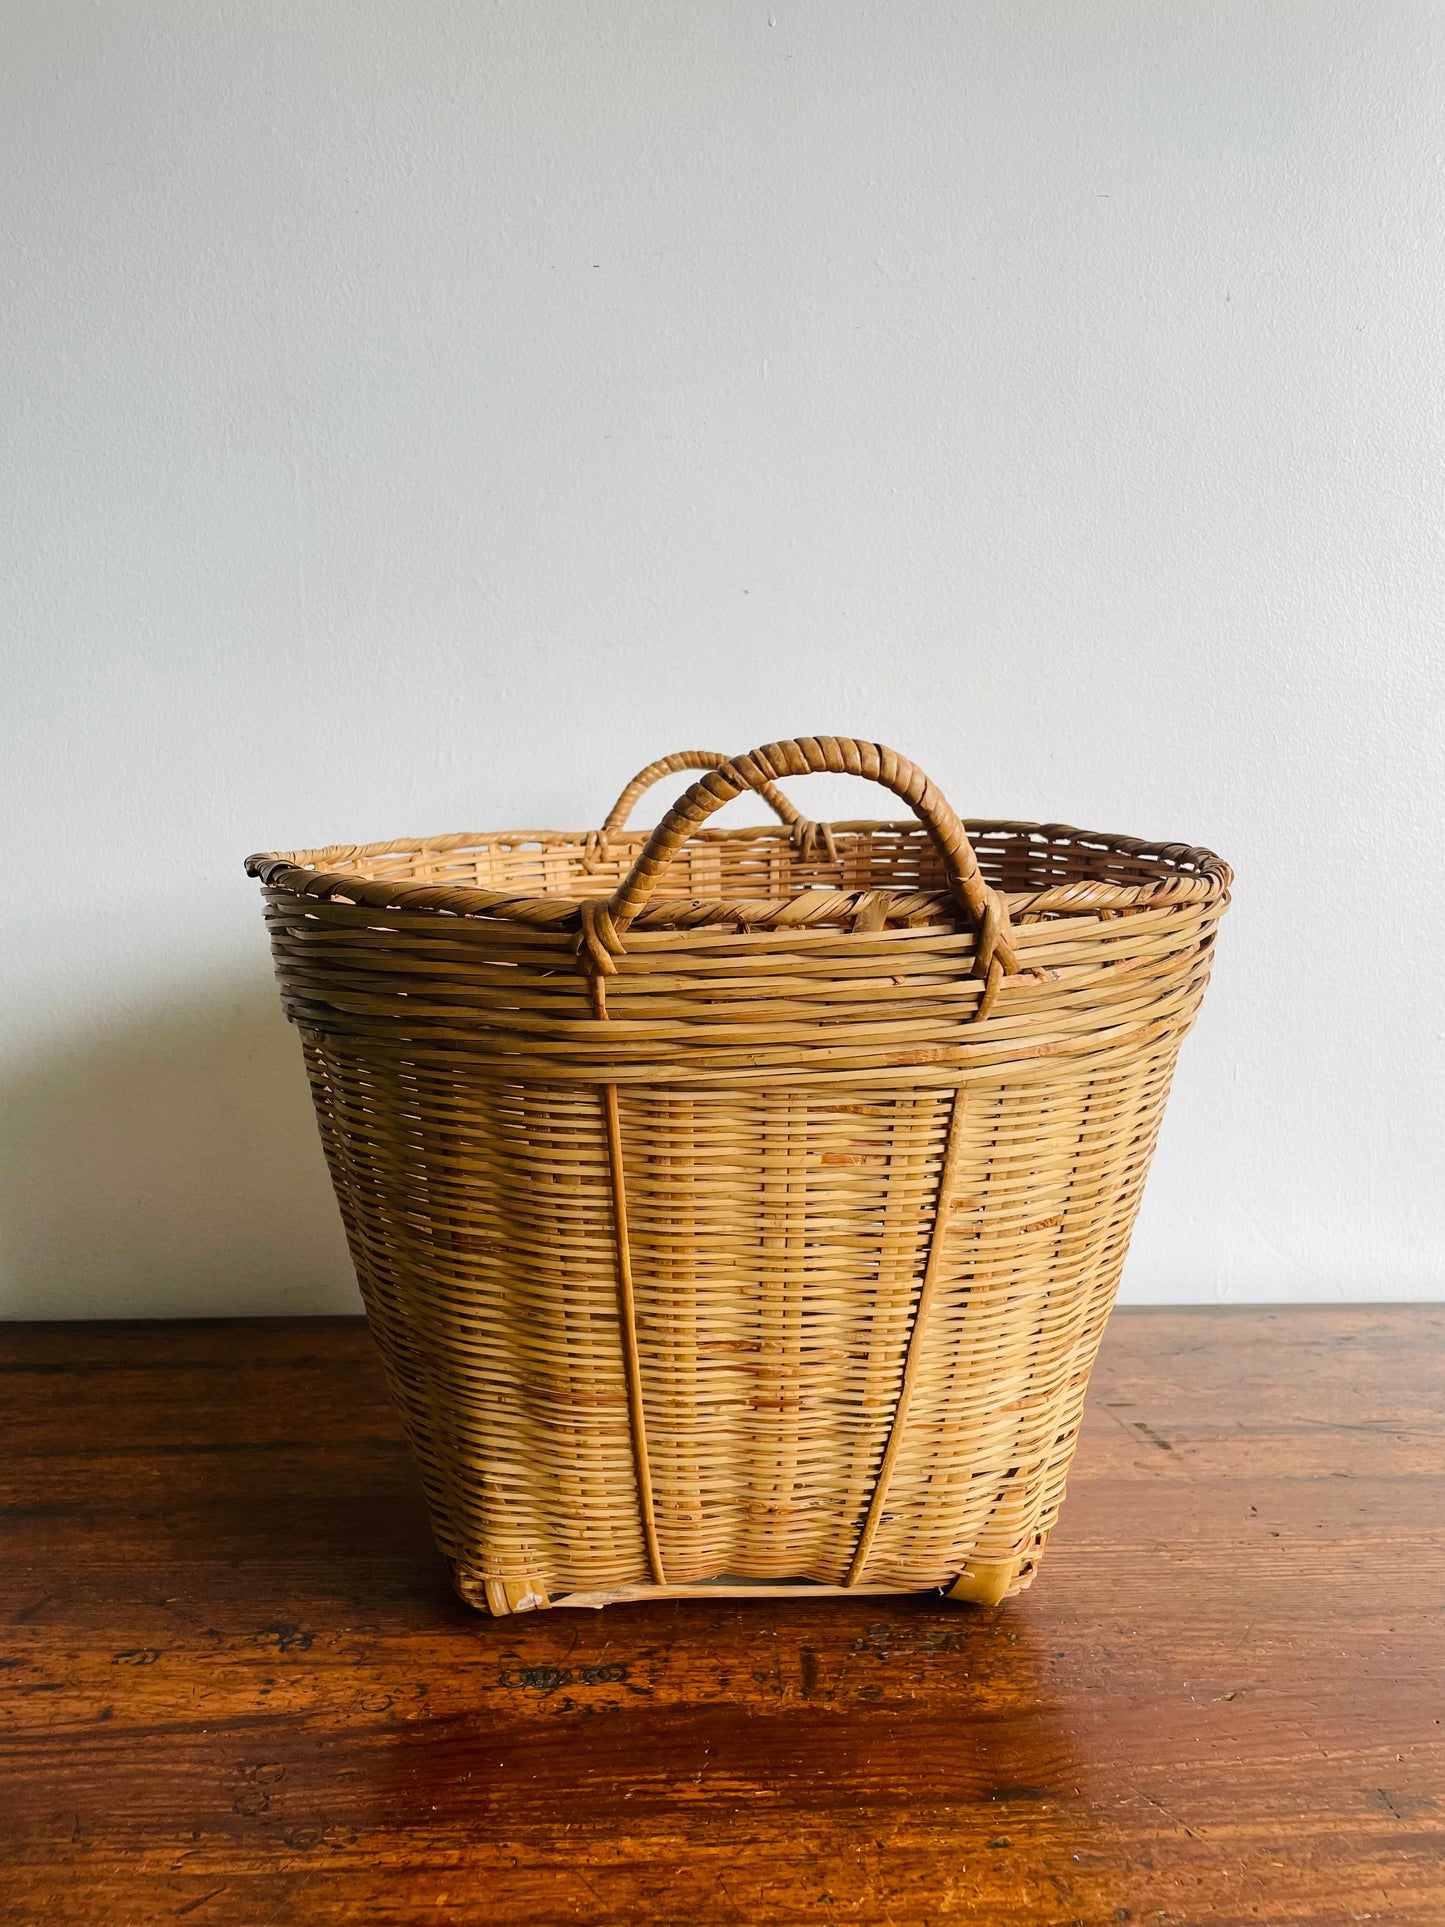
<box><xmin>247</xmin><ymin>736</ymin><xmax>1230</xmax><ymax>1614</ymax></box>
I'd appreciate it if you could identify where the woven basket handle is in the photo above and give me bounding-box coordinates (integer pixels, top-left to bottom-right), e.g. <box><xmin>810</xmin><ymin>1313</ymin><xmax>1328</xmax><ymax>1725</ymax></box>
<box><xmin>602</xmin><ymin>750</ymin><xmax>805</xmax><ymax>834</ymax></box>
<box><xmin>603</xmin><ymin>736</ymin><xmax>1020</xmax><ymax>973</ymax></box>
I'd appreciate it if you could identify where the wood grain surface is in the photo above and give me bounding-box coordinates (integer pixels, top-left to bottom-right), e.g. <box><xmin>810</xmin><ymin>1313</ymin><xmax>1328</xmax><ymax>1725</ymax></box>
<box><xmin>2</xmin><ymin>1308</ymin><xmax>1441</xmax><ymax>1926</ymax></box>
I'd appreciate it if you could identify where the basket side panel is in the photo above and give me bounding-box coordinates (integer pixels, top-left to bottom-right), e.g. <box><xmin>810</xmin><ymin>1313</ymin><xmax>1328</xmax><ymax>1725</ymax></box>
<box><xmin>617</xmin><ymin>1085</ymin><xmax>952</xmax><ymax>1585</ymax></box>
<box><xmin>298</xmin><ymin>1035</ymin><xmax>460</xmax><ymax>1543</ymax></box>
<box><xmin>299</xmin><ymin>1040</ymin><xmax>651</xmax><ymax>1590</ymax></box>
<box><xmin>853</xmin><ymin>1038</ymin><xmax>1184</xmax><ymax>1588</ymax></box>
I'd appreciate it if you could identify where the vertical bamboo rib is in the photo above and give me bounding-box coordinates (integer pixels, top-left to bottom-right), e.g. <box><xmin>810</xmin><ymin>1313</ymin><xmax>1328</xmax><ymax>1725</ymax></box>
<box><xmin>588</xmin><ymin>962</ymin><xmax>667</xmax><ymax>1586</ymax></box>
<box><xmin>844</xmin><ymin>1087</ymin><xmax>970</xmax><ymax>1587</ymax></box>
<box><xmin>600</xmin><ymin>1079</ymin><xmax>667</xmax><ymax>1586</ymax></box>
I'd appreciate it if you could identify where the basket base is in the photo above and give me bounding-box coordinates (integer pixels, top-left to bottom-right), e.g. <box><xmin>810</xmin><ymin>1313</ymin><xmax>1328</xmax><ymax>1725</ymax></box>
<box><xmin>448</xmin><ymin>1559</ymin><xmax>1036</xmax><ymax>1615</ymax></box>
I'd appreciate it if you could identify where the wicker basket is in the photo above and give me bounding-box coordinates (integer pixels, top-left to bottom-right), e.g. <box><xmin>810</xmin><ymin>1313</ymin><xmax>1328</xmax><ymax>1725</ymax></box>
<box><xmin>247</xmin><ymin>736</ymin><xmax>1229</xmax><ymax>1614</ymax></box>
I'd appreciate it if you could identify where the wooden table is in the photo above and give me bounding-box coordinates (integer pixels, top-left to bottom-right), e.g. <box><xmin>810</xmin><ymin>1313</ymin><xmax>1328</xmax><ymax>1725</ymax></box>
<box><xmin>3</xmin><ymin>1308</ymin><xmax>1441</xmax><ymax>1926</ymax></box>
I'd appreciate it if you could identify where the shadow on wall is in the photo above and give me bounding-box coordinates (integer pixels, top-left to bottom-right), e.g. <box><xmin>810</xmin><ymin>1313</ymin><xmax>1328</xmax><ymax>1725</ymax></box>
<box><xmin>0</xmin><ymin>984</ymin><xmax>358</xmax><ymax>1319</ymax></box>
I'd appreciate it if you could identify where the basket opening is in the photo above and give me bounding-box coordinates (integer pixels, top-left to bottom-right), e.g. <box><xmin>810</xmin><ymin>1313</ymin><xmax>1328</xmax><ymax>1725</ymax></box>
<box><xmin>274</xmin><ymin>819</ymin><xmax>1211</xmax><ymax>910</ymax></box>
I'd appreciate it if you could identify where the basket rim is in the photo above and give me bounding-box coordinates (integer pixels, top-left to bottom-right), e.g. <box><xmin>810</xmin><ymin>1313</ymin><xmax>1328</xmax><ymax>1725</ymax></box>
<box><xmin>245</xmin><ymin>816</ymin><xmax>1232</xmax><ymax>935</ymax></box>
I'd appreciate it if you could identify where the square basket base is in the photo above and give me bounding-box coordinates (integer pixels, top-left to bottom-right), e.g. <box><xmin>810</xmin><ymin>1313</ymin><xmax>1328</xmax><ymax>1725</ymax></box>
<box><xmin>447</xmin><ymin>1556</ymin><xmax>1038</xmax><ymax>1615</ymax></box>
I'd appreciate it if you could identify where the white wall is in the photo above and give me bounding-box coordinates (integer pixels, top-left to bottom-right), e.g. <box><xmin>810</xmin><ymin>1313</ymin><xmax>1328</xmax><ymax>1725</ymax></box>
<box><xmin>3</xmin><ymin>2</ymin><xmax>1443</xmax><ymax>1317</ymax></box>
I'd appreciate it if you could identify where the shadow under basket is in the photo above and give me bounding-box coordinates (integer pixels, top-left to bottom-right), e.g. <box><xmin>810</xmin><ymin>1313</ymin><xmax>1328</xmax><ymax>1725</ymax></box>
<box><xmin>246</xmin><ymin>736</ymin><xmax>1230</xmax><ymax>1614</ymax></box>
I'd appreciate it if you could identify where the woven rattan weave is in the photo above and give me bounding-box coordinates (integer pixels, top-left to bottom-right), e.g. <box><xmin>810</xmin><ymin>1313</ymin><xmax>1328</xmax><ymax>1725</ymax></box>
<box><xmin>247</xmin><ymin>737</ymin><xmax>1230</xmax><ymax>1613</ymax></box>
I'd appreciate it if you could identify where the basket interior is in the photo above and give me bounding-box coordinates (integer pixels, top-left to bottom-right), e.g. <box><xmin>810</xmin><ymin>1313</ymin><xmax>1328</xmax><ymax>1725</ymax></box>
<box><xmin>283</xmin><ymin>820</ymin><xmax>1215</xmax><ymax>910</ymax></box>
